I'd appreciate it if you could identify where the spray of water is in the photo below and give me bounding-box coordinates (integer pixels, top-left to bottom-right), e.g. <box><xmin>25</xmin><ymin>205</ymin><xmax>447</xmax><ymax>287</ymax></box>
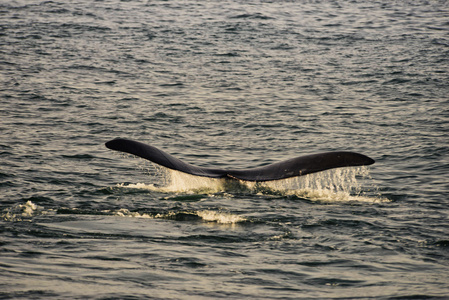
<box><xmin>1</xmin><ymin>200</ymin><xmax>42</xmax><ymax>222</ymax></box>
<box><xmin>120</xmin><ymin>166</ymin><xmax>387</xmax><ymax>203</ymax></box>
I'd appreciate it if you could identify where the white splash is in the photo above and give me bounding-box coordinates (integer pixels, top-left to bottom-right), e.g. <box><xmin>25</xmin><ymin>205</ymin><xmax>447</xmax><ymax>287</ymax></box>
<box><xmin>117</xmin><ymin>166</ymin><xmax>388</xmax><ymax>203</ymax></box>
<box><xmin>113</xmin><ymin>208</ymin><xmax>152</xmax><ymax>218</ymax></box>
<box><xmin>196</xmin><ymin>210</ymin><xmax>246</xmax><ymax>224</ymax></box>
<box><xmin>163</xmin><ymin>170</ymin><xmax>225</xmax><ymax>193</ymax></box>
<box><xmin>263</xmin><ymin>167</ymin><xmax>388</xmax><ymax>203</ymax></box>
<box><xmin>116</xmin><ymin>182</ymin><xmax>159</xmax><ymax>190</ymax></box>
<box><xmin>21</xmin><ymin>200</ymin><xmax>38</xmax><ymax>216</ymax></box>
<box><xmin>2</xmin><ymin>200</ymin><xmax>40</xmax><ymax>221</ymax></box>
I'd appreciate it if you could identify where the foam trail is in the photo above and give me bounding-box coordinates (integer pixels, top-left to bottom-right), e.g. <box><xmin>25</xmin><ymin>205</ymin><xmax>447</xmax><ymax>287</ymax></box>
<box><xmin>110</xmin><ymin>208</ymin><xmax>245</xmax><ymax>224</ymax></box>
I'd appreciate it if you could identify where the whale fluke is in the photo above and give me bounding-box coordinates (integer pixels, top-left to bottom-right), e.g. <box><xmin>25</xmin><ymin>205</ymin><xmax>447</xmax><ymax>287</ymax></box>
<box><xmin>105</xmin><ymin>138</ymin><xmax>374</xmax><ymax>182</ymax></box>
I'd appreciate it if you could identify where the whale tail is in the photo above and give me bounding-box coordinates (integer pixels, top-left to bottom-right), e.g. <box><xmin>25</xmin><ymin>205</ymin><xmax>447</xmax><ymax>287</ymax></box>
<box><xmin>105</xmin><ymin>138</ymin><xmax>374</xmax><ymax>182</ymax></box>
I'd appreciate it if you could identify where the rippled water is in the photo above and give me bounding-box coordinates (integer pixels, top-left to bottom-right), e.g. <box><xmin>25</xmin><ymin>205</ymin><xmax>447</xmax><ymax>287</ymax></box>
<box><xmin>1</xmin><ymin>0</ymin><xmax>448</xmax><ymax>299</ymax></box>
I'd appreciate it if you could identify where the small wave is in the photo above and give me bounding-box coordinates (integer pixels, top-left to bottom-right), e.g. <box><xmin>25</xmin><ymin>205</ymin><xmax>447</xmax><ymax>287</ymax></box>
<box><xmin>111</xmin><ymin>208</ymin><xmax>245</xmax><ymax>224</ymax></box>
<box><xmin>230</xmin><ymin>13</ymin><xmax>274</xmax><ymax>20</ymax></box>
<box><xmin>54</xmin><ymin>206</ymin><xmax>245</xmax><ymax>225</ymax></box>
<box><xmin>283</xmin><ymin>188</ymin><xmax>387</xmax><ymax>203</ymax></box>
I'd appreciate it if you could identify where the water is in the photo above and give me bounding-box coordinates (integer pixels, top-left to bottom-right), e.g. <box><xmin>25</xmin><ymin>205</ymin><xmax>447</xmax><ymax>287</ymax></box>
<box><xmin>1</xmin><ymin>0</ymin><xmax>448</xmax><ymax>298</ymax></box>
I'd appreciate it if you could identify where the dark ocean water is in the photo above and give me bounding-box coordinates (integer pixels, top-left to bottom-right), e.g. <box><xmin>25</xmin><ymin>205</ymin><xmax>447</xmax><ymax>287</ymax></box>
<box><xmin>1</xmin><ymin>0</ymin><xmax>448</xmax><ymax>299</ymax></box>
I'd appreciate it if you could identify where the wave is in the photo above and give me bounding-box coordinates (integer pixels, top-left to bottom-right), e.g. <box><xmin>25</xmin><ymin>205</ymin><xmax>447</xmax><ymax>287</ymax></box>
<box><xmin>2</xmin><ymin>201</ymin><xmax>246</xmax><ymax>225</ymax></box>
<box><xmin>114</xmin><ymin>208</ymin><xmax>246</xmax><ymax>224</ymax></box>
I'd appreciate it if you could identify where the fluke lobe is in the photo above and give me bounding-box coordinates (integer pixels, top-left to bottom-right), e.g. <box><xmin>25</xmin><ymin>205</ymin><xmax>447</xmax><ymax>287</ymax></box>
<box><xmin>105</xmin><ymin>138</ymin><xmax>375</xmax><ymax>182</ymax></box>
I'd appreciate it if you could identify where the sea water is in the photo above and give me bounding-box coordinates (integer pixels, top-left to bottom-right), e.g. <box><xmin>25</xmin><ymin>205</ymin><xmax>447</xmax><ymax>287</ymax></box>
<box><xmin>1</xmin><ymin>0</ymin><xmax>448</xmax><ymax>299</ymax></box>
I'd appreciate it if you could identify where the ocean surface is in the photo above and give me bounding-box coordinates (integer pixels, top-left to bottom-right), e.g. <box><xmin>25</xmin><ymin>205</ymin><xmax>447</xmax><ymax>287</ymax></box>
<box><xmin>1</xmin><ymin>0</ymin><xmax>448</xmax><ymax>299</ymax></box>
